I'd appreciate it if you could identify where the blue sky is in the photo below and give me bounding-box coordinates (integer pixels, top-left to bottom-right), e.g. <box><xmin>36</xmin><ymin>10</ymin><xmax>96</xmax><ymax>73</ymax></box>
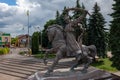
<box><xmin>0</xmin><ymin>0</ymin><xmax>16</xmax><ymax>5</ymax></box>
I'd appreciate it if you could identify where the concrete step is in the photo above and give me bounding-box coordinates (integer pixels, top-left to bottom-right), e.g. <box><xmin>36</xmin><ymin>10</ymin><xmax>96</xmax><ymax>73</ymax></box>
<box><xmin>0</xmin><ymin>69</ymin><xmax>28</xmax><ymax>79</ymax></box>
<box><xmin>0</xmin><ymin>60</ymin><xmax>43</xmax><ymax>67</ymax></box>
<box><xmin>0</xmin><ymin>66</ymin><xmax>32</xmax><ymax>75</ymax></box>
<box><xmin>0</xmin><ymin>64</ymin><xmax>37</xmax><ymax>72</ymax></box>
<box><xmin>0</xmin><ymin>62</ymin><xmax>49</xmax><ymax>70</ymax></box>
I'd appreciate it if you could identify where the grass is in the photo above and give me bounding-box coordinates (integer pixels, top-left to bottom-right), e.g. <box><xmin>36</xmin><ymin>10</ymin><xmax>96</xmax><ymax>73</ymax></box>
<box><xmin>21</xmin><ymin>50</ymin><xmax>118</xmax><ymax>72</ymax></box>
<box><xmin>34</xmin><ymin>52</ymin><xmax>56</xmax><ymax>59</ymax></box>
<box><xmin>19</xmin><ymin>51</ymin><xmax>27</xmax><ymax>55</ymax></box>
<box><xmin>19</xmin><ymin>50</ymin><xmax>56</xmax><ymax>58</ymax></box>
<box><xmin>91</xmin><ymin>58</ymin><xmax>118</xmax><ymax>72</ymax></box>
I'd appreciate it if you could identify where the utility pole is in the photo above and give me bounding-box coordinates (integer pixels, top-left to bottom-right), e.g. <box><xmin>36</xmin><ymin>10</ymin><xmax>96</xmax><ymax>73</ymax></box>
<box><xmin>27</xmin><ymin>10</ymin><xmax>30</xmax><ymax>48</ymax></box>
<box><xmin>27</xmin><ymin>10</ymin><xmax>31</xmax><ymax>55</ymax></box>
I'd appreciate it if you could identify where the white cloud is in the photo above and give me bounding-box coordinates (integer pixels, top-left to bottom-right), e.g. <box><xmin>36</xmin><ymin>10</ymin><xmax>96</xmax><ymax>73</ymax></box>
<box><xmin>0</xmin><ymin>0</ymin><xmax>113</xmax><ymax>37</ymax></box>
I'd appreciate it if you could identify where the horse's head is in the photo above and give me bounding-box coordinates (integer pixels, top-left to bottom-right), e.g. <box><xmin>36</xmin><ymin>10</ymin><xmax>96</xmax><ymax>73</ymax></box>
<box><xmin>46</xmin><ymin>24</ymin><xmax>63</xmax><ymax>42</ymax></box>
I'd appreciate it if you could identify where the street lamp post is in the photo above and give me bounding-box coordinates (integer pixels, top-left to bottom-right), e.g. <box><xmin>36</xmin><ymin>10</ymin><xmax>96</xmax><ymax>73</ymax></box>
<box><xmin>27</xmin><ymin>10</ymin><xmax>30</xmax><ymax>48</ymax></box>
<box><xmin>27</xmin><ymin>10</ymin><xmax>31</xmax><ymax>55</ymax></box>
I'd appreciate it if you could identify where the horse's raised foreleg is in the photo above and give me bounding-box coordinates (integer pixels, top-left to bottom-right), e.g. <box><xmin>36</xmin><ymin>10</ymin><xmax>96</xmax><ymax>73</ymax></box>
<box><xmin>44</xmin><ymin>50</ymin><xmax>62</xmax><ymax>76</ymax></box>
<box><xmin>81</xmin><ymin>56</ymin><xmax>92</xmax><ymax>73</ymax></box>
<box><xmin>70</xmin><ymin>61</ymin><xmax>80</xmax><ymax>72</ymax></box>
<box><xmin>43</xmin><ymin>51</ymin><xmax>49</xmax><ymax>65</ymax></box>
<box><xmin>43</xmin><ymin>48</ymin><xmax>55</xmax><ymax>65</ymax></box>
<box><xmin>70</xmin><ymin>54</ymin><xmax>82</xmax><ymax>71</ymax></box>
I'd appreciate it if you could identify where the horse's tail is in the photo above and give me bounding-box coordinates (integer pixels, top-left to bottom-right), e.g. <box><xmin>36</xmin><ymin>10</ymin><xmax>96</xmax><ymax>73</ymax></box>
<box><xmin>87</xmin><ymin>45</ymin><xmax>98</xmax><ymax>61</ymax></box>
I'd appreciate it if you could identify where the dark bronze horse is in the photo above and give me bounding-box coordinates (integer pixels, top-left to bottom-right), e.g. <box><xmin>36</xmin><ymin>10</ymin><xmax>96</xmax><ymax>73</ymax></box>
<box><xmin>43</xmin><ymin>24</ymin><xmax>97</xmax><ymax>76</ymax></box>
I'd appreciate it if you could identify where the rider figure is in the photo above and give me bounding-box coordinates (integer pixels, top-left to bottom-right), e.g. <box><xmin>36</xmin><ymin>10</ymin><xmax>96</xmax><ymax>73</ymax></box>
<box><xmin>63</xmin><ymin>8</ymin><xmax>88</xmax><ymax>57</ymax></box>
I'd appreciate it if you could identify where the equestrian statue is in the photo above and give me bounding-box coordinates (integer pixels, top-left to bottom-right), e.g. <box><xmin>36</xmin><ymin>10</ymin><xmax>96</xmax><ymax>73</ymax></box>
<box><xmin>43</xmin><ymin>8</ymin><xmax>98</xmax><ymax>76</ymax></box>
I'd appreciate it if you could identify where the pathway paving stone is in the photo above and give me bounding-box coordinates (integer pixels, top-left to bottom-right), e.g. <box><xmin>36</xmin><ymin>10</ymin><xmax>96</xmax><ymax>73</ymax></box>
<box><xmin>0</xmin><ymin>48</ymin><xmax>75</xmax><ymax>80</ymax></box>
<box><xmin>0</xmin><ymin>48</ymin><xmax>120</xmax><ymax>80</ymax></box>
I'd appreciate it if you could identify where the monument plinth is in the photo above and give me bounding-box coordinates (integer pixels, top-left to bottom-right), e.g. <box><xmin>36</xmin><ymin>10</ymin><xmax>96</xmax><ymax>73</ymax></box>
<box><xmin>28</xmin><ymin>67</ymin><xmax>114</xmax><ymax>80</ymax></box>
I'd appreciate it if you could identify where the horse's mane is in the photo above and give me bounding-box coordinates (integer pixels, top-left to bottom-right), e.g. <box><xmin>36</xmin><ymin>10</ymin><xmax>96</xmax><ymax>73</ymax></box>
<box><xmin>47</xmin><ymin>24</ymin><xmax>63</xmax><ymax>31</ymax></box>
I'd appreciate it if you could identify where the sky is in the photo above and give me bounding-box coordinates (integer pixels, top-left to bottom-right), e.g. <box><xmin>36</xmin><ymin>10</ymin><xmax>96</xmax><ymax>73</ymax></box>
<box><xmin>0</xmin><ymin>0</ymin><xmax>16</xmax><ymax>5</ymax></box>
<box><xmin>0</xmin><ymin>0</ymin><xmax>114</xmax><ymax>37</ymax></box>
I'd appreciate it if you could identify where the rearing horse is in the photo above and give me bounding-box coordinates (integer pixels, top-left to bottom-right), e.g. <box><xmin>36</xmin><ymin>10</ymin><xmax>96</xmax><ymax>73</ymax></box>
<box><xmin>43</xmin><ymin>24</ymin><xmax>97</xmax><ymax>76</ymax></box>
<box><xmin>44</xmin><ymin>24</ymin><xmax>67</xmax><ymax>75</ymax></box>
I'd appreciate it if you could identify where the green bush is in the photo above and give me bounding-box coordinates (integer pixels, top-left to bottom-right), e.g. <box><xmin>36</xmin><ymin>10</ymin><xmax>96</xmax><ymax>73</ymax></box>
<box><xmin>0</xmin><ymin>49</ymin><xmax>4</xmax><ymax>55</ymax></box>
<box><xmin>5</xmin><ymin>47</ymin><xmax>10</xmax><ymax>53</ymax></box>
<box><xmin>0</xmin><ymin>48</ymin><xmax>10</xmax><ymax>55</ymax></box>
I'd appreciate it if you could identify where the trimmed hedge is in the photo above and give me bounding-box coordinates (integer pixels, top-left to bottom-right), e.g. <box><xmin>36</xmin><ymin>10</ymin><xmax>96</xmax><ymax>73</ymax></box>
<box><xmin>0</xmin><ymin>48</ymin><xmax>10</xmax><ymax>55</ymax></box>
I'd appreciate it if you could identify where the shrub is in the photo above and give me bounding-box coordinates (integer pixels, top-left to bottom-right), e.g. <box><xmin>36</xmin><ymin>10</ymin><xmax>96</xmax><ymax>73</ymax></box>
<box><xmin>0</xmin><ymin>49</ymin><xmax>4</xmax><ymax>55</ymax></box>
<box><xmin>0</xmin><ymin>48</ymin><xmax>10</xmax><ymax>55</ymax></box>
<box><xmin>5</xmin><ymin>47</ymin><xmax>10</xmax><ymax>53</ymax></box>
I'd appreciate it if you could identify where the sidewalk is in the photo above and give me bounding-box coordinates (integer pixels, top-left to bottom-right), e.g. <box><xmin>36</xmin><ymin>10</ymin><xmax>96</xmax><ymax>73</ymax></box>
<box><xmin>0</xmin><ymin>48</ymin><xmax>120</xmax><ymax>80</ymax></box>
<box><xmin>0</xmin><ymin>48</ymin><xmax>34</xmax><ymax>80</ymax></box>
<box><xmin>0</xmin><ymin>73</ymin><xmax>21</xmax><ymax>80</ymax></box>
<box><xmin>113</xmin><ymin>71</ymin><xmax>120</xmax><ymax>77</ymax></box>
<box><xmin>0</xmin><ymin>48</ymin><xmax>22</xmax><ymax>59</ymax></box>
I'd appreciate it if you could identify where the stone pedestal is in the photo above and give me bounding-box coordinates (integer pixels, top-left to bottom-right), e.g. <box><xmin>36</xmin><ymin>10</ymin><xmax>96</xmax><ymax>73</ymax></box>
<box><xmin>27</xmin><ymin>67</ymin><xmax>114</xmax><ymax>80</ymax></box>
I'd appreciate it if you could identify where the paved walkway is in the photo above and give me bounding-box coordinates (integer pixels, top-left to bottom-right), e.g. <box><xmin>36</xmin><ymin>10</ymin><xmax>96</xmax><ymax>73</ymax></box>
<box><xmin>0</xmin><ymin>48</ymin><xmax>120</xmax><ymax>80</ymax></box>
<box><xmin>0</xmin><ymin>48</ymin><xmax>42</xmax><ymax>80</ymax></box>
<box><xmin>0</xmin><ymin>48</ymin><xmax>76</xmax><ymax>80</ymax></box>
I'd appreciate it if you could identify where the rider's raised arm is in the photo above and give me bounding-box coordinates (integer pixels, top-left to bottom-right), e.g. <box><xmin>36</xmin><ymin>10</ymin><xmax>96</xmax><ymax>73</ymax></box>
<box><xmin>64</xmin><ymin>8</ymin><xmax>88</xmax><ymax>26</ymax></box>
<box><xmin>72</xmin><ymin>9</ymin><xmax>88</xmax><ymax>26</ymax></box>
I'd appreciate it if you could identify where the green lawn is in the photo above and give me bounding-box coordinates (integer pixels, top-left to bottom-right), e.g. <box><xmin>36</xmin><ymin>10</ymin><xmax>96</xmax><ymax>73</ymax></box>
<box><xmin>91</xmin><ymin>58</ymin><xmax>118</xmax><ymax>72</ymax></box>
<box><xmin>34</xmin><ymin>53</ymin><xmax>56</xmax><ymax>59</ymax></box>
<box><xmin>33</xmin><ymin>53</ymin><xmax>118</xmax><ymax>72</ymax></box>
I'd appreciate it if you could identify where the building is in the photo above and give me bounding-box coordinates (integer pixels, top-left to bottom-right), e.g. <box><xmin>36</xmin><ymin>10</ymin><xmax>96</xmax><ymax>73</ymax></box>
<box><xmin>0</xmin><ymin>32</ymin><xmax>11</xmax><ymax>47</ymax></box>
<box><xmin>17</xmin><ymin>34</ymin><xmax>29</xmax><ymax>47</ymax></box>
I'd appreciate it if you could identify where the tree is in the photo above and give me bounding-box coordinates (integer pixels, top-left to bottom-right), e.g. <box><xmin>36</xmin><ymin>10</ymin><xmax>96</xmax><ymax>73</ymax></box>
<box><xmin>42</xmin><ymin>19</ymin><xmax>56</xmax><ymax>48</ymax></box>
<box><xmin>31</xmin><ymin>32</ymin><xmax>39</xmax><ymax>54</ymax></box>
<box><xmin>56</xmin><ymin>10</ymin><xmax>60</xmax><ymax>24</ymax></box>
<box><xmin>87</xmin><ymin>2</ymin><xmax>106</xmax><ymax>58</ymax></box>
<box><xmin>11</xmin><ymin>37</ymin><xmax>18</xmax><ymax>46</ymax></box>
<box><xmin>109</xmin><ymin>0</ymin><xmax>120</xmax><ymax>69</ymax></box>
<box><xmin>56</xmin><ymin>6</ymin><xmax>67</xmax><ymax>28</ymax></box>
<box><xmin>73</xmin><ymin>0</ymin><xmax>81</xmax><ymax>19</ymax></box>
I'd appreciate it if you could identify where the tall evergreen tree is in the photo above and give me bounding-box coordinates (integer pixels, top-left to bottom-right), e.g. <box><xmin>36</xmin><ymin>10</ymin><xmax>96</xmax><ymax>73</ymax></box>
<box><xmin>31</xmin><ymin>32</ymin><xmax>39</xmax><ymax>54</ymax></box>
<box><xmin>87</xmin><ymin>2</ymin><xmax>106</xmax><ymax>58</ymax></box>
<box><xmin>56</xmin><ymin>10</ymin><xmax>60</xmax><ymax>18</ymax></box>
<box><xmin>55</xmin><ymin>10</ymin><xmax>60</xmax><ymax>24</ymax></box>
<box><xmin>109</xmin><ymin>0</ymin><xmax>120</xmax><ymax>69</ymax></box>
<box><xmin>73</xmin><ymin>0</ymin><xmax>81</xmax><ymax>19</ymax></box>
<box><xmin>56</xmin><ymin>6</ymin><xmax>67</xmax><ymax>28</ymax></box>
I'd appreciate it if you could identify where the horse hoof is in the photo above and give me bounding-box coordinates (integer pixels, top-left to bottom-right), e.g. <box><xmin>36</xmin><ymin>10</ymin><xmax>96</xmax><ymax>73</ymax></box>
<box><xmin>43</xmin><ymin>72</ymin><xmax>50</xmax><ymax>77</ymax></box>
<box><xmin>43</xmin><ymin>60</ymin><xmax>48</xmax><ymax>65</ymax></box>
<box><xmin>80</xmin><ymin>69</ymin><xmax>87</xmax><ymax>73</ymax></box>
<box><xmin>70</xmin><ymin>68</ymin><xmax>75</xmax><ymax>72</ymax></box>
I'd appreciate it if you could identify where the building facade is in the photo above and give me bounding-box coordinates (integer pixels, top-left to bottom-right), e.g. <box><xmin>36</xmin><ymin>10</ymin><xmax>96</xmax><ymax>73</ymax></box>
<box><xmin>0</xmin><ymin>32</ymin><xmax>11</xmax><ymax>47</ymax></box>
<box><xmin>17</xmin><ymin>34</ymin><xmax>29</xmax><ymax>47</ymax></box>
